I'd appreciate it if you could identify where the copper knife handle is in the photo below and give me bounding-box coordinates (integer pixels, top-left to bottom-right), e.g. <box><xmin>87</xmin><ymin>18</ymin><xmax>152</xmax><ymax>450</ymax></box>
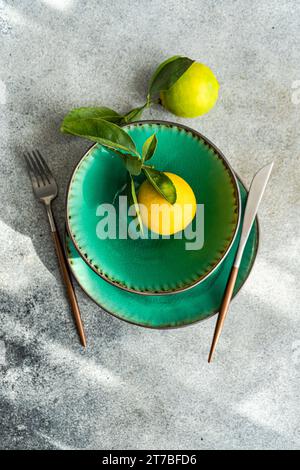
<box><xmin>51</xmin><ymin>230</ymin><xmax>87</xmax><ymax>348</ymax></box>
<box><xmin>208</xmin><ymin>266</ymin><xmax>239</xmax><ymax>363</ymax></box>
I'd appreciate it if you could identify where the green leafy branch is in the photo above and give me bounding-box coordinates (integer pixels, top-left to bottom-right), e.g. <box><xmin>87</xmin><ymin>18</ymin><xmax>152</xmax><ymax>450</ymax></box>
<box><xmin>61</xmin><ymin>56</ymin><xmax>195</xmax><ymax>231</ymax></box>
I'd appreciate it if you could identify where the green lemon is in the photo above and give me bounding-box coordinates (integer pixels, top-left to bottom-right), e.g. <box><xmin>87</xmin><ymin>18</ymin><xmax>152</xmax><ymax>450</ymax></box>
<box><xmin>160</xmin><ymin>62</ymin><xmax>219</xmax><ymax>118</ymax></box>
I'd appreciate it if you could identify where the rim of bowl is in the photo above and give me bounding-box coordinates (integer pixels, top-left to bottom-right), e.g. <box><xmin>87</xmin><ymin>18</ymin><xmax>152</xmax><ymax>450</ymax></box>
<box><xmin>63</xmin><ymin>207</ymin><xmax>259</xmax><ymax>330</ymax></box>
<box><xmin>66</xmin><ymin>119</ymin><xmax>241</xmax><ymax>296</ymax></box>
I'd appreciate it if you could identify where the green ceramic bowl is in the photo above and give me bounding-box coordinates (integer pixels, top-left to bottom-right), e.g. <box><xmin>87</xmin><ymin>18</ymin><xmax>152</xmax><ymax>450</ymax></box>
<box><xmin>66</xmin><ymin>121</ymin><xmax>240</xmax><ymax>295</ymax></box>
<box><xmin>65</xmin><ymin>178</ymin><xmax>258</xmax><ymax>328</ymax></box>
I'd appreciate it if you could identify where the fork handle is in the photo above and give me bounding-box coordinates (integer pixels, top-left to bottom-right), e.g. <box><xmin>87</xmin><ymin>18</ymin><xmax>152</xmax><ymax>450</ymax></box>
<box><xmin>51</xmin><ymin>231</ymin><xmax>86</xmax><ymax>347</ymax></box>
<box><xmin>46</xmin><ymin>206</ymin><xmax>86</xmax><ymax>347</ymax></box>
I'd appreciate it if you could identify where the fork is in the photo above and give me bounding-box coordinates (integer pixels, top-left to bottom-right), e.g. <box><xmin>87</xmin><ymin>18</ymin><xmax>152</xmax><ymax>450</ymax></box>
<box><xmin>24</xmin><ymin>149</ymin><xmax>86</xmax><ymax>347</ymax></box>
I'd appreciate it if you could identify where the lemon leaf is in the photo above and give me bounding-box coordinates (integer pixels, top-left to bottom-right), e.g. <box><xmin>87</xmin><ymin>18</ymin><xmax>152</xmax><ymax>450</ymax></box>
<box><xmin>61</xmin><ymin>117</ymin><xmax>139</xmax><ymax>156</ymax></box>
<box><xmin>143</xmin><ymin>168</ymin><xmax>177</xmax><ymax>204</ymax></box>
<box><xmin>126</xmin><ymin>173</ymin><xmax>134</xmax><ymax>207</ymax></box>
<box><xmin>108</xmin><ymin>149</ymin><xmax>143</xmax><ymax>176</ymax></box>
<box><xmin>130</xmin><ymin>175</ymin><xmax>144</xmax><ymax>235</ymax></box>
<box><xmin>142</xmin><ymin>133</ymin><xmax>157</xmax><ymax>162</ymax></box>
<box><xmin>122</xmin><ymin>103</ymin><xmax>147</xmax><ymax>123</ymax></box>
<box><xmin>125</xmin><ymin>154</ymin><xmax>143</xmax><ymax>176</ymax></box>
<box><xmin>148</xmin><ymin>55</ymin><xmax>181</xmax><ymax>94</ymax></box>
<box><xmin>148</xmin><ymin>56</ymin><xmax>194</xmax><ymax>99</ymax></box>
<box><xmin>62</xmin><ymin>107</ymin><xmax>122</xmax><ymax>125</ymax></box>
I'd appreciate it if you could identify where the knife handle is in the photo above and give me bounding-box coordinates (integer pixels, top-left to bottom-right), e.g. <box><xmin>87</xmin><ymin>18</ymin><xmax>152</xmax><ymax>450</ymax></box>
<box><xmin>208</xmin><ymin>266</ymin><xmax>239</xmax><ymax>362</ymax></box>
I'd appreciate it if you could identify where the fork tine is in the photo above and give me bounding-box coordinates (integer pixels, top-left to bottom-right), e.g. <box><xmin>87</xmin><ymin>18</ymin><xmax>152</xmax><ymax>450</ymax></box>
<box><xmin>34</xmin><ymin>149</ymin><xmax>53</xmax><ymax>183</ymax></box>
<box><xmin>31</xmin><ymin>150</ymin><xmax>48</xmax><ymax>185</ymax></box>
<box><xmin>24</xmin><ymin>152</ymin><xmax>39</xmax><ymax>187</ymax></box>
<box><xmin>28</xmin><ymin>152</ymin><xmax>43</xmax><ymax>187</ymax></box>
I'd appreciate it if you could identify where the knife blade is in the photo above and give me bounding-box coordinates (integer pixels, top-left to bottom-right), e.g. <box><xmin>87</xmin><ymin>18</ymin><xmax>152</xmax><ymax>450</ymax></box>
<box><xmin>208</xmin><ymin>161</ymin><xmax>274</xmax><ymax>362</ymax></box>
<box><xmin>234</xmin><ymin>161</ymin><xmax>274</xmax><ymax>267</ymax></box>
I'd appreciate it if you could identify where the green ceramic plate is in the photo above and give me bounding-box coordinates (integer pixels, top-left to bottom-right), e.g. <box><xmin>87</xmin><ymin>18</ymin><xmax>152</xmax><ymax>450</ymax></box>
<box><xmin>65</xmin><ymin>179</ymin><xmax>258</xmax><ymax>329</ymax></box>
<box><xmin>66</xmin><ymin>121</ymin><xmax>240</xmax><ymax>294</ymax></box>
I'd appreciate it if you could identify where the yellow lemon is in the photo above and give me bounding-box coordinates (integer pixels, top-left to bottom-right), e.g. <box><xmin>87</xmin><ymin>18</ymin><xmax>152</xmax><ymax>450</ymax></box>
<box><xmin>160</xmin><ymin>62</ymin><xmax>219</xmax><ymax>118</ymax></box>
<box><xmin>138</xmin><ymin>172</ymin><xmax>196</xmax><ymax>235</ymax></box>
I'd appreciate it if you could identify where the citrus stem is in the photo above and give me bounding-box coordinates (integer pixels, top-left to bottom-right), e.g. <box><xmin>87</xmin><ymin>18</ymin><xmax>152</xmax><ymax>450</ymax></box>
<box><xmin>142</xmin><ymin>163</ymin><xmax>155</xmax><ymax>170</ymax></box>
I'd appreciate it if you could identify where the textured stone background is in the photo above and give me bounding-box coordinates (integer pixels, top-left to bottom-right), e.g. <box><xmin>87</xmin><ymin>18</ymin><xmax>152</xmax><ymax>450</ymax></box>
<box><xmin>0</xmin><ymin>0</ymin><xmax>299</xmax><ymax>450</ymax></box>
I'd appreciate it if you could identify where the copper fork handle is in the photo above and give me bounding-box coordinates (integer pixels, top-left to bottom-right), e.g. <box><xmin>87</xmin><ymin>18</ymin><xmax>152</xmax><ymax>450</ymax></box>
<box><xmin>24</xmin><ymin>150</ymin><xmax>86</xmax><ymax>347</ymax></box>
<box><xmin>51</xmin><ymin>229</ymin><xmax>87</xmax><ymax>348</ymax></box>
<box><xmin>208</xmin><ymin>266</ymin><xmax>239</xmax><ymax>362</ymax></box>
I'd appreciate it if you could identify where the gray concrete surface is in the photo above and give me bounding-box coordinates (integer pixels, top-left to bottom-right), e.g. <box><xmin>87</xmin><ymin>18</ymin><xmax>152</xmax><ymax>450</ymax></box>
<box><xmin>0</xmin><ymin>0</ymin><xmax>299</xmax><ymax>450</ymax></box>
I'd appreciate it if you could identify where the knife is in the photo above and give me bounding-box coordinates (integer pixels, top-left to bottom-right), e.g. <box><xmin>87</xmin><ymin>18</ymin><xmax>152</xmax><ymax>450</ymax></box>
<box><xmin>208</xmin><ymin>162</ymin><xmax>274</xmax><ymax>363</ymax></box>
